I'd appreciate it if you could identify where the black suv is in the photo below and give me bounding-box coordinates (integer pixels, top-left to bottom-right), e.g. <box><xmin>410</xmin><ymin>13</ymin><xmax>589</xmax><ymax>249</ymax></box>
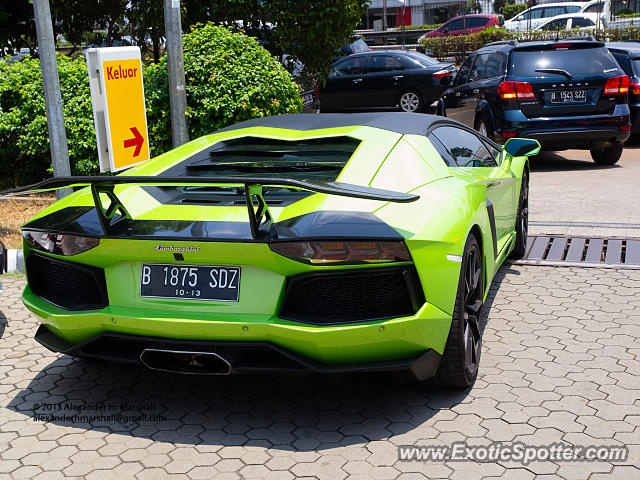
<box><xmin>607</xmin><ymin>41</ymin><xmax>640</xmax><ymax>133</ymax></box>
<box><xmin>439</xmin><ymin>39</ymin><xmax>631</xmax><ymax>165</ymax></box>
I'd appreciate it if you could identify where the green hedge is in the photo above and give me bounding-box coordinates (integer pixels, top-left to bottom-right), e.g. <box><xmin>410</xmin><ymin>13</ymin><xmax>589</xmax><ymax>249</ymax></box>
<box><xmin>404</xmin><ymin>23</ymin><xmax>442</xmax><ymax>31</ymax></box>
<box><xmin>421</xmin><ymin>27</ymin><xmax>640</xmax><ymax>63</ymax></box>
<box><xmin>0</xmin><ymin>55</ymin><xmax>97</xmax><ymax>187</ymax></box>
<box><xmin>502</xmin><ymin>4</ymin><xmax>527</xmax><ymax>20</ymax></box>
<box><xmin>421</xmin><ymin>27</ymin><xmax>512</xmax><ymax>64</ymax></box>
<box><xmin>0</xmin><ymin>24</ymin><xmax>303</xmax><ymax>188</ymax></box>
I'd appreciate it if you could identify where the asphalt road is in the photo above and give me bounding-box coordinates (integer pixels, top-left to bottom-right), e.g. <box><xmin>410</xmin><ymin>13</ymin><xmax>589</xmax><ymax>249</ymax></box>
<box><xmin>529</xmin><ymin>139</ymin><xmax>640</xmax><ymax>239</ymax></box>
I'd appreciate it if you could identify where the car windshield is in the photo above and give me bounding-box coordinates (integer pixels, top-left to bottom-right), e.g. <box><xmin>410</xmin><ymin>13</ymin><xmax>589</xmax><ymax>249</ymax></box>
<box><xmin>163</xmin><ymin>136</ymin><xmax>362</xmax><ymax>183</ymax></box>
<box><xmin>509</xmin><ymin>46</ymin><xmax>619</xmax><ymax>76</ymax></box>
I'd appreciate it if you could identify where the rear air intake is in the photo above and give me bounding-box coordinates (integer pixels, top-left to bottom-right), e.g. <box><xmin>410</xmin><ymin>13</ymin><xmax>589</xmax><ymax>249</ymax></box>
<box><xmin>279</xmin><ymin>266</ymin><xmax>425</xmax><ymax>325</ymax></box>
<box><xmin>26</xmin><ymin>253</ymin><xmax>108</xmax><ymax>310</ymax></box>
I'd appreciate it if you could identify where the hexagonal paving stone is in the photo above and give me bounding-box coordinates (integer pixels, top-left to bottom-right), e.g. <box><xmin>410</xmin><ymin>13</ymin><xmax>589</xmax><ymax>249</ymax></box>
<box><xmin>0</xmin><ymin>265</ymin><xmax>639</xmax><ymax>479</ymax></box>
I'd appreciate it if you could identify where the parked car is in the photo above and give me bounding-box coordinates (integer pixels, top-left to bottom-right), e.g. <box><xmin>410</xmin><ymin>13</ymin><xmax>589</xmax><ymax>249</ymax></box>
<box><xmin>319</xmin><ymin>50</ymin><xmax>455</xmax><ymax>113</ymax></box>
<box><xmin>438</xmin><ymin>39</ymin><xmax>631</xmax><ymax>165</ymax></box>
<box><xmin>337</xmin><ymin>36</ymin><xmax>371</xmax><ymax>55</ymax></box>
<box><xmin>420</xmin><ymin>14</ymin><xmax>503</xmax><ymax>38</ymax></box>
<box><xmin>581</xmin><ymin>0</ymin><xmax>611</xmax><ymax>17</ymax></box>
<box><xmin>534</xmin><ymin>13</ymin><xmax>602</xmax><ymax>32</ymax></box>
<box><xmin>1</xmin><ymin>112</ymin><xmax>539</xmax><ymax>389</ymax></box>
<box><xmin>607</xmin><ymin>41</ymin><xmax>640</xmax><ymax>132</ymax></box>
<box><xmin>504</xmin><ymin>2</ymin><xmax>587</xmax><ymax>31</ymax></box>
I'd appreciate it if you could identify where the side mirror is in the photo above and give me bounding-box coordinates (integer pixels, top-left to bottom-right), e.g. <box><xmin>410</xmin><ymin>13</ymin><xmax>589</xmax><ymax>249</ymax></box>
<box><xmin>504</xmin><ymin>138</ymin><xmax>540</xmax><ymax>157</ymax></box>
<box><xmin>440</xmin><ymin>75</ymin><xmax>451</xmax><ymax>87</ymax></box>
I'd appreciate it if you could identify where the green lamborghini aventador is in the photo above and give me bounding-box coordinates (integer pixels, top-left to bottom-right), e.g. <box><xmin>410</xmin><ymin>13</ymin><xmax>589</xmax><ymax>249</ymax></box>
<box><xmin>2</xmin><ymin>113</ymin><xmax>540</xmax><ymax>389</ymax></box>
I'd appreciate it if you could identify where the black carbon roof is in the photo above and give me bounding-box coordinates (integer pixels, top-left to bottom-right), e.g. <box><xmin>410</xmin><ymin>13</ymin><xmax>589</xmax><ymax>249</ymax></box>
<box><xmin>215</xmin><ymin>112</ymin><xmax>446</xmax><ymax>136</ymax></box>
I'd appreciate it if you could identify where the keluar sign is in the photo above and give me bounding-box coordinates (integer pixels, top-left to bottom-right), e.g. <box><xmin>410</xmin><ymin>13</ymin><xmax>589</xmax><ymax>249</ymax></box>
<box><xmin>86</xmin><ymin>47</ymin><xmax>150</xmax><ymax>172</ymax></box>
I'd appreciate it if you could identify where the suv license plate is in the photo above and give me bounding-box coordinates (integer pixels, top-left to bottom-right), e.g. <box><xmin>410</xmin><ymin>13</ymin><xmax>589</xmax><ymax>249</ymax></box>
<box><xmin>140</xmin><ymin>264</ymin><xmax>240</xmax><ymax>301</ymax></box>
<box><xmin>550</xmin><ymin>90</ymin><xmax>586</xmax><ymax>104</ymax></box>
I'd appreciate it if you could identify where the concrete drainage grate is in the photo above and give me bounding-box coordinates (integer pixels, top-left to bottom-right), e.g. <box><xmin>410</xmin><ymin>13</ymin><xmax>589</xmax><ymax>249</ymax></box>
<box><xmin>517</xmin><ymin>236</ymin><xmax>640</xmax><ymax>269</ymax></box>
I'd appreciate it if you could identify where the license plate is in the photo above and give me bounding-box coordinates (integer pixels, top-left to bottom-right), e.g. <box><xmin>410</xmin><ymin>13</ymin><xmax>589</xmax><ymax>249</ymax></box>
<box><xmin>140</xmin><ymin>264</ymin><xmax>240</xmax><ymax>301</ymax></box>
<box><xmin>550</xmin><ymin>90</ymin><xmax>586</xmax><ymax>104</ymax></box>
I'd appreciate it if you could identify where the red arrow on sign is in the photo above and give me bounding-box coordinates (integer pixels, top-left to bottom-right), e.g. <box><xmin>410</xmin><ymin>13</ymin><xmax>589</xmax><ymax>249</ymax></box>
<box><xmin>123</xmin><ymin>127</ymin><xmax>144</xmax><ymax>157</ymax></box>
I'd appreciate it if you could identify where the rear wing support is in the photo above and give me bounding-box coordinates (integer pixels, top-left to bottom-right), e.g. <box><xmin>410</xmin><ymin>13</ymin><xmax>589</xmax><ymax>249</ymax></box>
<box><xmin>90</xmin><ymin>183</ymin><xmax>132</xmax><ymax>235</ymax></box>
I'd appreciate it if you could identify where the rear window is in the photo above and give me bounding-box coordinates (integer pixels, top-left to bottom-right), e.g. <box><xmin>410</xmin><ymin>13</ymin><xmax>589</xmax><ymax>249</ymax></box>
<box><xmin>632</xmin><ymin>59</ymin><xmax>640</xmax><ymax>76</ymax></box>
<box><xmin>583</xmin><ymin>3</ymin><xmax>603</xmax><ymax>12</ymax></box>
<box><xmin>402</xmin><ymin>51</ymin><xmax>440</xmax><ymax>67</ymax></box>
<box><xmin>509</xmin><ymin>46</ymin><xmax>620</xmax><ymax>76</ymax></box>
<box><xmin>161</xmin><ymin>136</ymin><xmax>362</xmax><ymax>183</ymax></box>
<box><xmin>349</xmin><ymin>38</ymin><xmax>370</xmax><ymax>53</ymax></box>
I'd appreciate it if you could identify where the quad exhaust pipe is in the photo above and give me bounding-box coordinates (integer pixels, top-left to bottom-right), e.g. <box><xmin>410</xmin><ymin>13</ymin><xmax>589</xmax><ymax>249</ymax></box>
<box><xmin>140</xmin><ymin>348</ymin><xmax>231</xmax><ymax>375</ymax></box>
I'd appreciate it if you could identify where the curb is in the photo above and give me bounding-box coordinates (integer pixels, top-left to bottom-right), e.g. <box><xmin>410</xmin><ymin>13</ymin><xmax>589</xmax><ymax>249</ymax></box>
<box><xmin>3</xmin><ymin>249</ymin><xmax>24</xmax><ymax>274</ymax></box>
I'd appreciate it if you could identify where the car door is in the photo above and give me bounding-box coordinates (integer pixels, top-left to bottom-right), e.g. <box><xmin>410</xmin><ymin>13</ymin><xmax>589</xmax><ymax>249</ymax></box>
<box><xmin>443</xmin><ymin>53</ymin><xmax>486</xmax><ymax>127</ymax></box>
<box><xmin>319</xmin><ymin>56</ymin><xmax>369</xmax><ymax>110</ymax></box>
<box><xmin>428</xmin><ymin>125</ymin><xmax>516</xmax><ymax>254</ymax></box>
<box><xmin>366</xmin><ymin>54</ymin><xmax>406</xmax><ymax>107</ymax></box>
<box><xmin>524</xmin><ymin>6</ymin><xmax>545</xmax><ymax>30</ymax></box>
<box><xmin>477</xmin><ymin>52</ymin><xmax>507</xmax><ymax>133</ymax></box>
<box><xmin>466</xmin><ymin>17</ymin><xmax>490</xmax><ymax>34</ymax></box>
<box><xmin>441</xmin><ymin>18</ymin><xmax>464</xmax><ymax>36</ymax></box>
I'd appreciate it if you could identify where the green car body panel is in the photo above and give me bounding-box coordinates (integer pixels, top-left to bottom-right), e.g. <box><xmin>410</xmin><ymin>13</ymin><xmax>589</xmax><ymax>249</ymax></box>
<box><xmin>10</xmin><ymin>113</ymin><xmax>534</xmax><ymax>373</ymax></box>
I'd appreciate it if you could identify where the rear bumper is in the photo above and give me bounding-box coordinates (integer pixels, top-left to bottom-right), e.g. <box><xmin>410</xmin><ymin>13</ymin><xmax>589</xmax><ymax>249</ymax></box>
<box><xmin>522</xmin><ymin>129</ymin><xmax>629</xmax><ymax>150</ymax></box>
<box><xmin>498</xmin><ymin>105</ymin><xmax>631</xmax><ymax>149</ymax></box>
<box><xmin>630</xmin><ymin>103</ymin><xmax>640</xmax><ymax>132</ymax></box>
<box><xmin>34</xmin><ymin>324</ymin><xmax>442</xmax><ymax>380</ymax></box>
<box><xmin>23</xmin><ymin>285</ymin><xmax>452</xmax><ymax>368</ymax></box>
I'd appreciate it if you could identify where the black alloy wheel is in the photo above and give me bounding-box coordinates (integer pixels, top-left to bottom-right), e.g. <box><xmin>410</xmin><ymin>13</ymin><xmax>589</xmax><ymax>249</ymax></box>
<box><xmin>510</xmin><ymin>169</ymin><xmax>529</xmax><ymax>259</ymax></box>
<box><xmin>433</xmin><ymin>233</ymin><xmax>484</xmax><ymax>389</ymax></box>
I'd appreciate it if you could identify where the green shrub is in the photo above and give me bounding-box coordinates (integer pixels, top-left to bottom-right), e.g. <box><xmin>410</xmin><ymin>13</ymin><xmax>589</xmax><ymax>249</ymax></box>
<box><xmin>144</xmin><ymin>24</ymin><xmax>303</xmax><ymax>154</ymax></box>
<box><xmin>421</xmin><ymin>27</ymin><xmax>514</xmax><ymax>64</ymax></box>
<box><xmin>0</xmin><ymin>55</ymin><xmax>97</xmax><ymax>189</ymax></box>
<box><xmin>405</xmin><ymin>23</ymin><xmax>442</xmax><ymax>31</ymax></box>
<box><xmin>0</xmin><ymin>23</ymin><xmax>303</xmax><ymax>188</ymax></box>
<box><xmin>502</xmin><ymin>4</ymin><xmax>527</xmax><ymax>20</ymax></box>
<box><xmin>420</xmin><ymin>26</ymin><xmax>640</xmax><ymax>65</ymax></box>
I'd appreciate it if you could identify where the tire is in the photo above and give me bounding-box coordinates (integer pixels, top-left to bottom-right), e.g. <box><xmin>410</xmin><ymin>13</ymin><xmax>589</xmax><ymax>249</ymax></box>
<box><xmin>435</xmin><ymin>99</ymin><xmax>446</xmax><ymax>117</ymax></box>
<box><xmin>510</xmin><ymin>169</ymin><xmax>529</xmax><ymax>259</ymax></box>
<box><xmin>590</xmin><ymin>142</ymin><xmax>623</xmax><ymax>165</ymax></box>
<box><xmin>432</xmin><ymin>233</ymin><xmax>484</xmax><ymax>390</ymax></box>
<box><xmin>474</xmin><ymin>115</ymin><xmax>493</xmax><ymax>141</ymax></box>
<box><xmin>398</xmin><ymin>90</ymin><xmax>423</xmax><ymax>113</ymax></box>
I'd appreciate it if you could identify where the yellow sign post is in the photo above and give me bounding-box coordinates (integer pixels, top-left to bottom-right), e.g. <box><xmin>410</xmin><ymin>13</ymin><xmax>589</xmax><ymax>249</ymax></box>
<box><xmin>87</xmin><ymin>47</ymin><xmax>150</xmax><ymax>172</ymax></box>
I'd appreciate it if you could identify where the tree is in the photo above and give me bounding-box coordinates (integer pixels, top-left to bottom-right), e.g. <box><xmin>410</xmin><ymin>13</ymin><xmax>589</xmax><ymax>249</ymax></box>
<box><xmin>51</xmin><ymin>0</ymin><xmax>103</xmax><ymax>54</ymax></box>
<box><xmin>96</xmin><ymin>0</ymin><xmax>128</xmax><ymax>46</ymax></box>
<box><xmin>264</xmin><ymin>0</ymin><xmax>369</xmax><ymax>85</ymax></box>
<box><xmin>127</xmin><ymin>0</ymin><xmax>165</xmax><ymax>62</ymax></box>
<box><xmin>0</xmin><ymin>0</ymin><xmax>37</xmax><ymax>56</ymax></box>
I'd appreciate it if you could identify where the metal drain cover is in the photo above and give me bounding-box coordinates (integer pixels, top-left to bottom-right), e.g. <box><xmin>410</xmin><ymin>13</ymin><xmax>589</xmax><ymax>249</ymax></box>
<box><xmin>517</xmin><ymin>236</ymin><xmax>640</xmax><ymax>268</ymax></box>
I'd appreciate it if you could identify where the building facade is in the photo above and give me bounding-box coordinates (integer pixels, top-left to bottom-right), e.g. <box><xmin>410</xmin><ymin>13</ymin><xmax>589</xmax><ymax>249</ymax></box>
<box><xmin>364</xmin><ymin>0</ymin><xmax>467</xmax><ymax>27</ymax></box>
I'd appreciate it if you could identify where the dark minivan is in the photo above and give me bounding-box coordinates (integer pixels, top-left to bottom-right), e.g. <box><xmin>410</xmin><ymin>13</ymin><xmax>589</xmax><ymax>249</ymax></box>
<box><xmin>607</xmin><ymin>41</ymin><xmax>640</xmax><ymax>133</ymax></box>
<box><xmin>439</xmin><ymin>39</ymin><xmax>631</xmax><ymax>165</ymax></box>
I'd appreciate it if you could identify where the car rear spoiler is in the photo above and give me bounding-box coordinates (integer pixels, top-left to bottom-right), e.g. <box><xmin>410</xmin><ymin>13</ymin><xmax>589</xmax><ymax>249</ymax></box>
<box><xmin>0</xmin><ymin>176</ymin><xmax>419</xmax><ymax>239</ymax></box>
